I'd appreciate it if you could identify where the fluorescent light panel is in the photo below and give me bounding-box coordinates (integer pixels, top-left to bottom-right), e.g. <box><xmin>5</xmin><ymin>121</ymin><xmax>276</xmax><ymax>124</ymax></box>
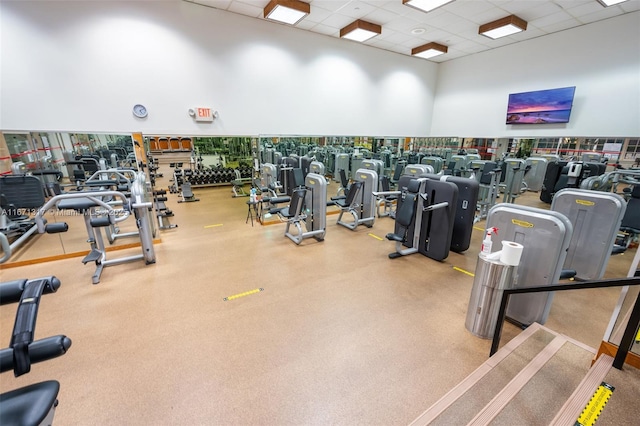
<box><xmin>340</xmin><ymin>20</ymin><xmax>382</xmax><ymax>42</ymax></box>
<box><xmin>412</xmin><ymin>42</ymin><xmax>448</xmax><ymax>59</ymax></box>
<box><xmin>264</xmin><ymin>0</ymin><xmax>310</xmax><ymax>25</ymax></box>
<box><xmin>597</xmin><ymin>0</ymin><xmax>629</xmax><ymax>6</ymax></box>
<box><xmin>479</xmin><ymin>15</ymin><xmax>527</xmax><ymax>39</ymax></box>
<box><xmin>403</xmin><ymin>0</ymin><xmax>455</xmax><ymax>13</ymax></box>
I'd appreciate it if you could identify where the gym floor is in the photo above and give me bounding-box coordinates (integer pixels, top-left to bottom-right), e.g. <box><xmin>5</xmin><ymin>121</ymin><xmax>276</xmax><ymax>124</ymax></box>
<box><xmin>0</xmin><ymin>167</ymin><xmax>638</xmax><ymax>425</ymax></box>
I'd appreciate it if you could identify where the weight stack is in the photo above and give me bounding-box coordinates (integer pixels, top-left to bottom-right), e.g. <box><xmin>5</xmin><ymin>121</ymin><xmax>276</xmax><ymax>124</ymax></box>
<box><xmin>465</xmin><ymin>255</ymin><xmax>518</xmax><ymax>339</ymax></box>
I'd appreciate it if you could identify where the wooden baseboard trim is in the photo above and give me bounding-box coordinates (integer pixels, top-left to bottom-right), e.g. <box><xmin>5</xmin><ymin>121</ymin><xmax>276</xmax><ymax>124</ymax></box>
<box><xmin>0</xmin><ymin>239</ymin><xmax>161</xmax><ymax>269</ymax></box>
<box><xmin>595</xmin><ymin>341</ymin><xmax>640</xmax><ymax>369</ymax></box>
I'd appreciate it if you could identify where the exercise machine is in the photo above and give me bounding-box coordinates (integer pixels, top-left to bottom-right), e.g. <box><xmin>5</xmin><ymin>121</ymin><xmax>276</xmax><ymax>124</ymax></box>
<box><xmin>384</xmin><ymin>176</ymin><xmax>458</xmax><ymax>261</ymax></box>
<box><xmin>501</xmin><ymin>158</ymin><xmax>527</xmax><ymax>203</ymax></box>
<box><xmin>422</xmin><ymin>174</ymin><xmax>479</xmax><ymax>253</ymax></box>
<box><xmin>34</xmin><ymin>173</ymin><xmax>156</xmax><ymax>284</ymax></box>
<box><xmin>471</xmin><ymin>161</ymin><xmax>501</xmax><ymax>223</ymax></box>
<box><xmin>551</xmin><ymin>188</ymin><xmax>626</xmax><ymax>281</ymax></box>
<box><xmin>272</xmin><ymin>172</ymin><xmax>327</xmax><ymax>245</ymax></box>
<box><xmin>0</xmin><ymin>239</ymin><xmax>72</xmax><ymax>425</ymax></box>
<box><xmin>485</xmin><ymin>204</ymin><xmax>573</xmax><ymax>326</ymax></box>
<box><xmin>523</xmin><ymin>157</ymin><xmax>549</xmax><ymax>192</ymax></box>
<box><xmin>1</xmin><ymin>175</ymin><xmax>45</xmax><ymax>254</ymax></box>
<box><xmin>334</xmin><ymin>168</ymin><xmax>377</xmax><ymax>231</ymax></box>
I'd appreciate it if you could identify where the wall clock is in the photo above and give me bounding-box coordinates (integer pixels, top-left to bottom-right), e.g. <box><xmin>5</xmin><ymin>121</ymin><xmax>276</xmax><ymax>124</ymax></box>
<box><xmin>132</xmin><ymin>104</ymin><xmax>148</xmax><ymax>118</ymax></box>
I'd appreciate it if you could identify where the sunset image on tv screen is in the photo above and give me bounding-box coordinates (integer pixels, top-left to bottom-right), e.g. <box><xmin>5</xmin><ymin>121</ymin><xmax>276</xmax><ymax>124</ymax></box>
<box><xmin>506</xmin><ymin>86</ymin><xmax>576</xmax><ymax>124</ymax></box>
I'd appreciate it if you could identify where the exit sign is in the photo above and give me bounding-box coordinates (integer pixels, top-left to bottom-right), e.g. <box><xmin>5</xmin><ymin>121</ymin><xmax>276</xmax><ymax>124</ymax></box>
<box><xmin>195</xmin><ymin>107</ymin><xmax>214</xmax><ymax>122</ymax></box>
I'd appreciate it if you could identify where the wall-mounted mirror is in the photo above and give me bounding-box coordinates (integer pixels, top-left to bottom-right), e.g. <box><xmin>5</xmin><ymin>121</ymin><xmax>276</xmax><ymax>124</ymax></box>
<box><xmin>0</xmin><ymin>131</ymin><xmax>144</xmax><ymax>266</ymax></box>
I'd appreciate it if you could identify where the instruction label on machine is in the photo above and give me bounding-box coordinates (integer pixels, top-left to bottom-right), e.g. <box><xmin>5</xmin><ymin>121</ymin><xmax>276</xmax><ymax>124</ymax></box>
<box><xmin>511</xmin><ymin>219</ymin><xmax>534</xmax><ymax>228</ymax></box>
<box><xmin>575</xmin><ymin>382</ymin><xmax>614</xmax><ymax>426</ymax></box>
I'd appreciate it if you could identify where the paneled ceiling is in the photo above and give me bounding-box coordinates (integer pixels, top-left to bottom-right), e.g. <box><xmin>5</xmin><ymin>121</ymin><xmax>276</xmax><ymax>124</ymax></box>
<box><xmin>184</xmin><ymin>0</ymin><xmax>639</xmax><ymax>62</ymax></box>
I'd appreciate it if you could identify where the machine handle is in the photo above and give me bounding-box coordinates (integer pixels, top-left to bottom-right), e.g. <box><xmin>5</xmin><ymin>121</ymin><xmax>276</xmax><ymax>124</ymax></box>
<box><xmin>35</xmin><ymin>190</ymin><xmax>131</xmax><ymax>233</ymax></box>
<box><xmin>0</xmin><ymin>233</ymin><xmax>10</xmax><ymax>264</ymax></box>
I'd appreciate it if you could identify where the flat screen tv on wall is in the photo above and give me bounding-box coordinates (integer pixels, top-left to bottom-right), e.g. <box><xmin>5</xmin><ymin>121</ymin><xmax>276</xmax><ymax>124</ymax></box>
<box><xmin>506</xmin><ymin>86</ymin><xmax>576</xmax><ymax>124</ymax></box>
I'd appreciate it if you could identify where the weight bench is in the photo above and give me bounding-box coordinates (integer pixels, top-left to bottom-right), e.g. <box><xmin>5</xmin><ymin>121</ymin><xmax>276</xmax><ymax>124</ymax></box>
<box><xmin>178</xmin><ymin>182</ymin><xmax>199</xmax><ymax>203</ymax></box>
<box><xmin>232</xmin><ymin>169</ymin><xmax>253</xmax><ymax>197</ymax></box>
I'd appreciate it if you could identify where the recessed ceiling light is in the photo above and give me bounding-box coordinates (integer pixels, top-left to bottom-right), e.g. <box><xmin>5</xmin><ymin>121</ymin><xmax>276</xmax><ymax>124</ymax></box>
<box><xmin>411</xmin><ymin>42</ymin><xmax>448</xmax><ymax>59</ymax></box>
<box><xmin>264</xmin><ymin>0</ymin><xmax>310</xmax><ymax>26</ymax></box>
<box><xmin>479</xmin><ymin>15</ymin><xmax>527</xmax><ymax>39</ymax></box>
<box><xmin>411</xmin><ymin>28</ymin><xmax>426</xmax><ymax>35</ymax></box>
<box><xmin>403</xmin><ymin>0</ymin><xmax>455</xmax><ymax>14</ymax></box>
<box><xmin>597</xmin><ymin>0</ymin><xmax>629</xmax><ymax>6</ymax></box>
<box><xmin>340</xmin><ymin>20</ymin><xmax>382</xmax><ymax>43</ymax></box>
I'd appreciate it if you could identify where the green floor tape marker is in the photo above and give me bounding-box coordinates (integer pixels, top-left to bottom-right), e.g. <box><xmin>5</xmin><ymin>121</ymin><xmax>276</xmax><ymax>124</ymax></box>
<box><xmin>575</xmin><ymin>382</ymin><xmax>615</xmax><ymax>426</ymax></box>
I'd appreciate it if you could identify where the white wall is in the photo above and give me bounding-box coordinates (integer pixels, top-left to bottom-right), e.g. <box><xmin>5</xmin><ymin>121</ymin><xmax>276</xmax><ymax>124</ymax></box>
<box><xmin>0</xmin><ymin>1</ymin><xmax>438</xmax><ymax>136</ymax></box>
<box><xmin>2</xmin><ymin>2</ymin><xmax>638</xmax><ymax>139</ymax></box>
<box><xmin>430</xmin><ymin>11</ymin><xmax>640</xmax><ymax>138</ymax></box>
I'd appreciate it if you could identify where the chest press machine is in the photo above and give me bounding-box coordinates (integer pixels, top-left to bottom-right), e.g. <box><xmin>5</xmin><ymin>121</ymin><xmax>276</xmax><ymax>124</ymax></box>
<box><xmin>420</xmin><ymin>174</ymin><xmax>479</xmax><ymax>254</ymax></box>
<box><xmin>381</xmin><ymin>176</ymin><xmax>458</xmax><ymax>261</ymax></box>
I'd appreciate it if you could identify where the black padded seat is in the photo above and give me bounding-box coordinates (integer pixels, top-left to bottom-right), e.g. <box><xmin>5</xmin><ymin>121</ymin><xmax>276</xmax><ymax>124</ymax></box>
<box><xmin>0</xmin><ymin>380</ymin><xmax>59</xmax><ymax>426</ymax></box>
<box><xmin>279</xmin><ymin>189</ymin><xmax>306</xmax><ymax>219</ymax></box>
<box><xmin>334</xmin><ymin>181</ymin><xmax>362</xmax><ymax>209</ymax></box>
<box><xmin>57</xmin><ymin>198</ymin><xmax>100</xmax><ymax>212</ymax></box>
<box><xmin>379</xmin><ymin>176</ymin><xmax>398</xmax><ymax>201</ymax></box>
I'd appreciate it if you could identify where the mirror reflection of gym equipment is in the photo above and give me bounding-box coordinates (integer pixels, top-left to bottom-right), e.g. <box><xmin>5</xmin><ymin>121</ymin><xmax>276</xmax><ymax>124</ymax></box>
<box><xmin>2</xmin><ymin>131</ymin><xmax>639</xmax><ymax>425</ymax></box>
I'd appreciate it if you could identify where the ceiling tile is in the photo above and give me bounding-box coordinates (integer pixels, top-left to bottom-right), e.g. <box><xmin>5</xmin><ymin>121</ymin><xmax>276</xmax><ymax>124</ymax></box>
<box><xmin>228</xmin><ymin>0</ymin><xmax>264</xmax><ymax>18</ymax></box>
<box><xmin>332</xmin><ymin>0</ymin><xmax>378</xmax><ymax>19</ymax></box>
<box><xmin>186</xmin><ymin>0</ymin><xmax>634</xmax><ymax>63</ymax></box>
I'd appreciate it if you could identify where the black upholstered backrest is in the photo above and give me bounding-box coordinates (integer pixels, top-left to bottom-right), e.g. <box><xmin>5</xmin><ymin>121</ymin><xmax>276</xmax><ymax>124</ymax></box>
<box><xmin>339</xmin><ymin>169</ymin><xmax>349</xmax><ymax>188</ymax></box>
<box><xmin>396</xmin><ymin>193</ymin><xmax>417</xmax><ymax>228</ymax></box>
<box><xmin>292</xmin><ymin>168</ymin><xmax>304</xmax><ymax>188</ymax></box>
<box><xmin>0</xmin><ymin>176</ymin><xmax>45</xmax><ymax>209</ymax></box>
<box><xmin>407</xmin><ymin>179</ymin><xmax>421</xmax><ymax>194</ymax></box>
<box><xmin>289</xmin><ymin>188</ymin><xmax>307</xmax><ymax>216</ymax></box>
<box><xmin>343</xmin><ymin>181</ymin><xmax>362</xmax><ymax>206</ymax></box>
<box><xmin>380</xmin><ymin>175</ymin><xmax>391</xmax><ymax>192</ymax></box>
<box><xmin>621</xmin><ymin>195</ymin><xmax>640</xmax><ymax>230</ymax></box>
<box><xmin>392</xmin><ymin>162</ymin><xmax>404</xmax><ymax>181</ymax></box>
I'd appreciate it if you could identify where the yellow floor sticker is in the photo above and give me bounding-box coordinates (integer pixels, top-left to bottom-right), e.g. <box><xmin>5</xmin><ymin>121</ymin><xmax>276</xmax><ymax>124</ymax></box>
<box><xmin>473</xmin><ymin>226</ymin><xmax>485</xmax><ymax>232</ymax></box>
<box><xmin>453</xmin><ymin>266</ymin><xmax>475</xmax><ymax>277</ymax></box>
<box><xmin>223</xmin><ymin>288</ymin><xmax>263</xmax><ymax>301</ymax></box>
<box><xmin>576</xmin><ymin>382</ymin><xmax>614</xmax><ymax>426</ymax></box>
<box><xmin>204</xmin><ymin>224</ymin><xmax>223</xmax><ymax>228</ymax></box>
<box><xmin>368</xmin><ymin>233</ymin><xmax>383</xmax><ymax>241</ymax></box>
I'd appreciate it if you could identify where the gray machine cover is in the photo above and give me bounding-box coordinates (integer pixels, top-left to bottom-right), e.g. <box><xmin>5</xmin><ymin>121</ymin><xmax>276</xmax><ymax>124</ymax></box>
<box><xmin>551</xmin><ymin>188</ymin><xmax>626</xmax><ymax>280</ymax></box>
<box><xmin>524</xmin><ymin>157</ymin><xmax>548</xmax><ymax>192</ymax></box>
<box><xmin>486</xmin><ymin>204</ymin><xmax>573</xmax><ymax>325</ymax></box>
